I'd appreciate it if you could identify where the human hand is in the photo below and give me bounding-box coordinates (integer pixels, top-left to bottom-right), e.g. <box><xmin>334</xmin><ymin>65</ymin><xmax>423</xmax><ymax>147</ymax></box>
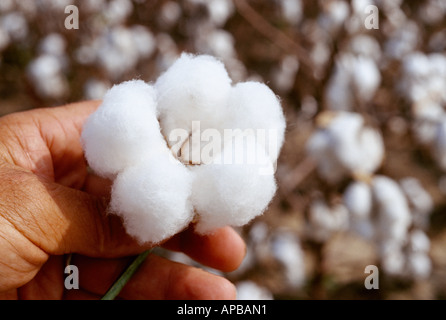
<box><xmin>0</xmin><ymin>101</ymin><xmax>246</xmax><ymax>300</ymax></box>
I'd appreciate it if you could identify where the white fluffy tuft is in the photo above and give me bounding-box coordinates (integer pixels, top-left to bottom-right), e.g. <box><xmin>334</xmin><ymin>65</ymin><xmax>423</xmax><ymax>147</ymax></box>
<box><xmin>81</xmin><ymin>54</ymin><xmax>285</xmax><ymax>243</ymax></box>
<box><xmin>110</xmin><ymin>152</ymin><xmax>194</xmax><ymax>244</ymax></box>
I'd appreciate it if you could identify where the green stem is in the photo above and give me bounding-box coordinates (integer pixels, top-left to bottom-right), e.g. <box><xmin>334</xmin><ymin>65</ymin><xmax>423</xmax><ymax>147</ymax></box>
<box><xmin>101</xmin><ymin>249</ymin><xmax>152</xmax><ymax>300</ymax></box>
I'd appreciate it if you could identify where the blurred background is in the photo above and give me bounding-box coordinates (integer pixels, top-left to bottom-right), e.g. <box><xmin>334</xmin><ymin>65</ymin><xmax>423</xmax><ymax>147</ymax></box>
<box><xmin>1</xmin><ymin>0</ymin><xmax>446</xmax><ymax>300</ymax></box>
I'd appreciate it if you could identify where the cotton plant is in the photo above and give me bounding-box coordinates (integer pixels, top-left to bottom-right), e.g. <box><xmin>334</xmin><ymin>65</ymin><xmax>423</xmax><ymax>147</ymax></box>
<box><xmin>399</xmin><ymin>52</ymin><xmax>446</xmax><ymax>171</ymax></box>
<box><xmin>305</xmin><ymin>109</ymin><xmax>433</xmax><ymax>280</ymax></box>
<box><xmin>81</xmin><ymin>52</ymin><xmax>286</xmax><ymax>245</ymax></box>
<box><xmin>343</xmin><ymin>175</ymin><xmax>433</xmax><ymax>279</ymax></box>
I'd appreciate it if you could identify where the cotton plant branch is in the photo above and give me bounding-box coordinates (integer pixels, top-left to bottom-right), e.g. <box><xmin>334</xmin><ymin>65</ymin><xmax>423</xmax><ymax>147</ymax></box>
<box><xmin>234</xmin><ymin>0</ymin><xmax>313</xmax><ymax>74</ymax></box>
<box><xmin>102</xmin><ymin>249</ymin><xmax>152</xmax><ymax>300</ymax></box>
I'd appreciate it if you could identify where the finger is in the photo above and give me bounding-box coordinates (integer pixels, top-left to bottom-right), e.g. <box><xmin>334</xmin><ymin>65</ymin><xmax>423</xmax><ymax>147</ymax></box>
<box><xmin>163</xmin><ymin>226</ymin><xmax>246</xmax><ymax>272</ymax></box>
<box><xmin>3</xmin><ymin>167</ymin><xmax>151</xmax><ymax>258</ymax></box>
<box><xmin>74</xmin><ymin>254</ymin><xmax>236</xmax><ymax>300</ymax></box>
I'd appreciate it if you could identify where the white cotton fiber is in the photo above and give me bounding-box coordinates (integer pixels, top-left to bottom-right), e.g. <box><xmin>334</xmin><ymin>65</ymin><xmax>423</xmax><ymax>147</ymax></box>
<box><xmin>155</xmin><ymin>52</ymin><xmax>232</xmax><ymax>144</ymax></box>
<box><xmin>110</xmin><ymin>152</ymin><xmax>194</xmax><ymax>244</ymax></box>
<box><xmin>81</xmin><ymin>53</ymin><xmax>285</xmax><ymax>243</ymax></box>
<box><xmin>344</xmin><ymin>180</ymin><xmax>374</xmax><ymax>240</ymax></box>
<box><xmin>225</xmin><ymin>81</ymin><xmax>286</xmax><ymax>163</ymax></box>
<box><xmin>372</xmin><ymin>175</ymin><xmax>412</xmax><ymax>244</ymax></box>
<box><xmin>306</xmin><ymin>111</ymin><xmax>384</xmax><ymax>183</ymax></box>
<box><xmin>81</xmin><ymin>80</ymin><xmax>165</xmax><ymax>178</ymax></box>
<box><xmin>191</xmin><ymin>137</ymin><xmax>277</xmax><ymax>235</ymax></box>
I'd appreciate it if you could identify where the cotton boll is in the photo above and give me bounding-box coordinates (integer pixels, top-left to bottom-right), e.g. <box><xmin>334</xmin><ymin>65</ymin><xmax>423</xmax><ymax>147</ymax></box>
<box><xmin>372</xmin><ymin>175</ymin><xmax>412</xmax><ymax>244</ymax></box>
<box><xmin>130</xmin><ymin>25</ymin><xmax>156</xmax><ymax>59</ymax></box>
<box><xmin>225</xmin><ymin>81</ymin><xmax>286</xmax><ymax>163</ymax></box>
<box><xmin>97</xmin><ymin>26</ymin><xmax>140</xmax><ymax>78</ymax></box>
<box><xmin>1</xmin><ymin>12</ymin><xmax>28</xmax><ymax>41</ymax></box>
<box><xmin>325</xmin><ymin>60</ymin><xmax>354</xmax><ymax>111</ymax></box>
<box><xmin>407</xmin><ymin>252</ymin><xmax>432</xmax><ymax>280</ymax></box>
<box><xmin>155</xmin><ymin>53</ymin><xmax>232</xmax><ymax>145</ymax></box>
<box><xmin>344</xmin><ymin>180</ymin><xmax>374</xmax><ymax>239</ymax></box>
<box><xmin>411</xmin><ymin>101</ymin><xmax>443</xmax><ymax>145</ymax></box>
<box><xmin>351</xmin><ymin>56</ymin><xmax>381</xmax><ymax>103</ymax></box>
<box><xmin>81</xmin><ymin>80</ymin><xmax>165</xmax><ymax>178</ymax></box>
<box><xmin>26</xmin><ymin>54</ymin><xmax>68</xmax><ymax>99</ymax></box>
<box><xmin>408</xmin><ymin>229</ymin><xmax>430</xmax><ymax>253</ymax></box>
<box><xmin>400</xmin><ymin>177</ymin><xmax>433</xmax><ymax>229</ymax></box>
<box><xmin>206</xmin><ymin>0</ymin><xmax>234</xmax><ymax>27</ymax></box>
<box><xmin>406</xmin><ymin>230</ymin><xmax>432</xmax><ymax>279</ymax></box>
<box><xmin>308</xmin><ymin>199</ymin><xmax>349</xmax><ymax>242</ymax></box>
<box><xmin>348</xmin><ymin>35</ymin><xmax>382</xmax><ymax>62</ymax></box>
<box><xmin>356</xmin><ymin>127</ymin><xmax>385</xmax><ymax>174</ymax></box>
<box><xmin>306</xmin><ymin>128</ymin><xmax>349</xmax><ymax>184</ymax></box>
<box><xmin>110</xmin><ymin>153</ymin><xmax>194</xmax><ymax>244</ymax></box>
<box><xmin>191</xmin><ymin>138</ymin><xmax>277</xmax><ymax>235</ymax></box>
<box><xmin>280</xmin><ymin>0</ymin><xmax>303</xmax><ymax>25</ymax></box>
<box><xmin>38</xmin><ymin>33</ymin><xmax>66</xmax><ymax>57</ymax></box>
<box><xmin>271</xmin><ymin>55</ymin><xmax>299</xmax><ymax>93</ymax></box>
<box><xmin>379</xmin><ymin>239</ymin><xmax>405</xmax><ymax>276</ymax></box>
<box><xmin>236</xmin><ymin>281</ymin><xmax>273</xmax><ymax>300</ymax></box>
<box><xmin>84</xmin><ymin>78</ymin><xmax>110</xmax><ymax>100</ymax></box>
<box><xmin>104</xmin><ymin>0</ymin><xmax>133</xmax><ymax>25</ymax></box>
<box><xmin>271</xmin><ymin>231</ymin><xmax>306</xmax><ymax>289</ymax></box>
<box><xmin>313</xmin><ymin>112</ymin><xmax>384</xmax><ymax>178</ymax></box>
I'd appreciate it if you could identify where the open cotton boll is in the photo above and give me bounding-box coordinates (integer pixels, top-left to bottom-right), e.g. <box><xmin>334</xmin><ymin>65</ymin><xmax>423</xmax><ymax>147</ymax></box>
<box><xmin>372</xmin><ymin>175</ymin><xmax>412</xmax><ymax>243</ymax></box>
<box><xmin>307</xmin><ymin>111</ymin><xmax>384</xmax><ymax>183</ymax></box>
<box><xmin>225</xmin><ymin>81</ymin><xmax>286</xmax><ymax>163</ymax></box>
<box><xmin>343</xmin><ymin>180</ymin><xmax>374</xmax><ymax>240</ymax></box>
<box><xmin>308</xmin><ymin>199</ymin><xmax>349</xmax><ymax>242</ymax></box>
<box><xmin>379</xmin><ymin>239</ymin><xmax>406</xmax><ymax>276</ymax></box>
<box><xmin>271</xmin><ymin>231</ymin><xmax>306</xmax><ymax>289</ymax></box>
<box><xmin>110</xmin><ymin>152</ymin><xmax>194</xmax><ymax>244</ymax></box>
<box><xmin>155</xmin><ymin>53</ymin><xmax>232</xmax><ymax>145</ymax></box>
<box><xmin>306</xmin><ymin>129</ymin><xmax>348</xmax><ymax>184</ymax></box>
<box><xmin>190</xmin><ymin>136</ymin><xmax>277</xmax><ymax>235</ymax></box>
<box><xmin>400</xmin><ymin>177</ymin><xmax>433</xmax><ymax>229</ymax></box>
<box><xmin>81</xmin><ymin>80</ymin><xmax>164</xmax><ymax>178</ymax></box>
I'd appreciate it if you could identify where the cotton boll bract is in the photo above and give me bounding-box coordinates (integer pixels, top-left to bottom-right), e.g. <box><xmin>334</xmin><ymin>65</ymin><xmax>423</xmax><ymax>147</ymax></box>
<box><xmin>155</xmin><ymin>53</ymin><xmax>232</xmax><ymax>146</ymax></box>
<box><xmin>81</xmin><ymin>80</ymin><xmax>164</xmax><ymax>178</ymax></box>
<box><xmin>110</xmin><ymin>152</ymin><xmax>194</xmax><ymax>244</ymax></box>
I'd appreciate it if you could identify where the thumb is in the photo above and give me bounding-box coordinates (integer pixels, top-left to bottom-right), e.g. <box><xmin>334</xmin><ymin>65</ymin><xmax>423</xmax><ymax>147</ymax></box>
<box><xmin>4</xmin><ymin>168</ymin><xmax>150</xmax><ymax>258</ymax></box>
